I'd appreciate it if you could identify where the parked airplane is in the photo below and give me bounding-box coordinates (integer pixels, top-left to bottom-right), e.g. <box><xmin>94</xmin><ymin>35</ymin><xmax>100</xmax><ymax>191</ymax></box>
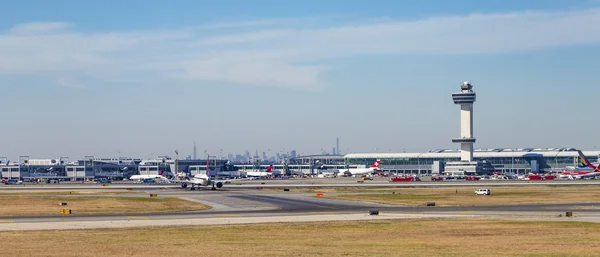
<box><xmin>577</xmin><ymin>150</ymin><xmax>600</xmax><ymax>170</ymax></box>
<box><xmin>246</xmin><ymin>164</ymin><xmax>273</xmax><ymax>178</ymax></box>
<box><xmin>560</xmin><ymin>151</ymin><xmax>600</xmax><ymax>179</ymax></box>
<box><xmin>338</xmin><ymin>160</ymin><xmax>381</xmax><ymax>177</ymax></box>
<box><xmin>129</xmin><ymin>174</ymin><xmax>168</xmax><ymax>181</ymax></box>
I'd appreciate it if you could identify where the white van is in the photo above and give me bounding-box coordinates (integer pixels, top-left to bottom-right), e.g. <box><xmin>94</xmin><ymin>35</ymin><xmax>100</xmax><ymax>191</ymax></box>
<box><xmin>474</xmin><ymin>189</ymin><xmax>491</xmax><ymax>195</ymax></box>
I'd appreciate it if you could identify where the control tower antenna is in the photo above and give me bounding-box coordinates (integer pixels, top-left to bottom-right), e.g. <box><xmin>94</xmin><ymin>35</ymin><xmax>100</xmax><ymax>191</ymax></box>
<box><xmin>451</xmin><ymin>81</ymin><xmax>476</xmax><ymax>162</ymax></box>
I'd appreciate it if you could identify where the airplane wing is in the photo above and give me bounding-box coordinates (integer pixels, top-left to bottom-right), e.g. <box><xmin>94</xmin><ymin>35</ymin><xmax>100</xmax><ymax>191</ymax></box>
<box><xmin>213</xmin><ymin>177</ymin><xmax>253</xmax><ymax>184</ymax></box>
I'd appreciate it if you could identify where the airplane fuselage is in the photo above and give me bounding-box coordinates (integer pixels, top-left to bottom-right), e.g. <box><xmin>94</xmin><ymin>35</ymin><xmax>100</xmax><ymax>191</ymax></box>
<box><xmin>339</xmin><ymin>168</ymin><xmax>377</xmax><ymax>176</ymax></box>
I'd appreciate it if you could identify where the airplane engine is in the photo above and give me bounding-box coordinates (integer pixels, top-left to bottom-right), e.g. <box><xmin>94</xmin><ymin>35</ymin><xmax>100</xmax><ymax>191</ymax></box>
<box><xmin>180</xmin><ymin>183</ymin><xmax>188</xmax><ymax>188</ymax></box>
<box><xmin>216</xmin><ymin>182</ymin><xmax>223</xmax><ymax>188</ymax></box>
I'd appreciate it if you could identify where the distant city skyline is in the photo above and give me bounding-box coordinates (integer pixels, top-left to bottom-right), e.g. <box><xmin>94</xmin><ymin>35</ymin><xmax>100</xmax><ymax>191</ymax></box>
<box><xmin>2</xmin><ymin>1</ymin><xmax>600</xmax><ymax>160</ymax></box>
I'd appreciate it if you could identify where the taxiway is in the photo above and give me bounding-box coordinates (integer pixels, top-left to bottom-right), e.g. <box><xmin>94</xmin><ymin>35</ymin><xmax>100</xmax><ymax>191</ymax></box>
<box><xmin>2</xmin><ymin>179</ymin><xmax>600</xmax><ymax>231</ymax></box>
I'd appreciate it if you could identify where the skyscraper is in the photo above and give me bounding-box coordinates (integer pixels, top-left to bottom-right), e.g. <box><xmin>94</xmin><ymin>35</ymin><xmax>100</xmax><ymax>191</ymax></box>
<box><xmin>336</xmin><ymin>138</ymin><xmax>340</xmax><ymax>155</ymax></box>
<box><xmin>193</xmin><ymin>142</ymin><xmax>197</xmax><ymax>159</ymax></box>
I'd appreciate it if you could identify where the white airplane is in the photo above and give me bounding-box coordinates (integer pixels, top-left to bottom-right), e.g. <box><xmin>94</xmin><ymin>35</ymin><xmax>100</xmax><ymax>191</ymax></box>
<box><xmin>172</xmin><ymin>171</ymin><xmax>248</xmax><ymax>190</ymax></box>
<box><xmin>246</xmin><ymin>165</ymin><xmax>273</xmax><ymax>178</ymax></box>
<box><xmin>129</xmin><ymin>174</ymin><xmax>168</xmax><ymax>181</ymax></box>
<box><xmin>558</xmin><ymin>150</ymin><xmax>600</xmax><ymax>179</ymax></box>
<box><xmin>338</xmin><ymin>160</ymin><xmax>381</xmax><ymax>177</ymax></box>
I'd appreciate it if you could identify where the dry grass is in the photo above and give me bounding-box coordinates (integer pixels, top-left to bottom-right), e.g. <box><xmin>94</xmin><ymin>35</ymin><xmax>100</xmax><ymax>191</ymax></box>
<box><xmin>0</xmin><ymin>196</ymin><xmax>210</xmax><ymax>216</ymax></box>
<box><xmin>325</xmin><ymin>186</ymin><xmax>600</xmax><ymax>206</ymax></box>
<box><xmin>0</xmin><ymin>189</ymin><xmax>141</xmax><ymax>195</ymax></box>
<box><xmin>1</xmin><ymin>219</ymin><xmax>599</xmax><ymax>257</ymax></box>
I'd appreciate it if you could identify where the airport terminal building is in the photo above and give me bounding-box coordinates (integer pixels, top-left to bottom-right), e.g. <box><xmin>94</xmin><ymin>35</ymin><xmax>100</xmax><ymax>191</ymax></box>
<box><xmin>2</xmin><ymin>148</ymin><xmax>599</xmax><ymax>180</ymax></box>
<box><xmin>344</xmin><ymin>148</ymin><xmax>600</xmax><ymax>175</ymax></box>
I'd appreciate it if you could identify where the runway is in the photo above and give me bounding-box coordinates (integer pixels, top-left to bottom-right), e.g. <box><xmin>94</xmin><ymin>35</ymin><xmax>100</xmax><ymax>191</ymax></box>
<box><xmin>2</xmin><ymin>188</ymin><xmax>600</xmax><ymax>231</ymax></box>
<box><xmin>2</xmin><ymin>179</ymin><xmax>600</xmax><ymax>231</ymax></box>
<box><xmin>3</xmin><ymin>177</ymin><xmax>600</xmax><ymax>190</ymax></box>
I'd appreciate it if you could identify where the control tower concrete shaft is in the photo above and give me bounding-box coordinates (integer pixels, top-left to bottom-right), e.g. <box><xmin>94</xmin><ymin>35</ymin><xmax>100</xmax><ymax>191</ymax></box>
<box><xmin>451</xmin><ymin>81</ymin><xmax>476</xmax><ymax>162</ymax></box>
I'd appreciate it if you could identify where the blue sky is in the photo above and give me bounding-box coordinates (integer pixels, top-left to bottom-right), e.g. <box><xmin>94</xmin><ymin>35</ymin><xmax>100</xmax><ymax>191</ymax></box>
<box><xmin>2</xmin><ymin>0</ymin><xmax>600</xmax><ymax>160</ymax></box>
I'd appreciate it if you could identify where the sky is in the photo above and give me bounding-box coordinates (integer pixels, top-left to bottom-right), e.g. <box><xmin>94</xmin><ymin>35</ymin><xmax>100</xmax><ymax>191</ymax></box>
<box><xmin>2</xmin><ymin>0</ymin><xmax>600</xmax><ymax>160</ymax></box>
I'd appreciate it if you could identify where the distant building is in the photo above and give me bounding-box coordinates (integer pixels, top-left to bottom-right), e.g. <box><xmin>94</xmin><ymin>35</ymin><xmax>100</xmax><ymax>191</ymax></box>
<box><xmin>344</xmin><ymin>148</ymin><xmax>600</xmax><ymax>175</ymax></box>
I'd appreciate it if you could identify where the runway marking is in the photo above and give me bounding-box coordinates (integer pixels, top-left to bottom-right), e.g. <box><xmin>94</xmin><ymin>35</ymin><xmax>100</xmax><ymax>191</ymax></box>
<box><xmin>215</xmin><ymin>214</ymin><xmax>241</xmax><ymax>217</ymax></box>
<box><xmin>0</xmin><ymin>220</ymin><xmax>13</xmax><ymax>223</ymax></box>
<box><xmin>126</xmin><ymin>216</ymin><xmax>150</xmax><ymax>220</ymax></box>
<box><xmin>459</xmin><ymin>211</ymin><xmax>473</xmax><ymax>214</ymax></box>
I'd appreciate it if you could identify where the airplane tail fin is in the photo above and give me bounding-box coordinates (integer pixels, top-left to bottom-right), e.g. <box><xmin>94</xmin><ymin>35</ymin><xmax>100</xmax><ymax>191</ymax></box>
<box><xmin>371</xmin><ymin>160</ymin><xmax>381</xmax><ymax>168</ymax></box>
<box><xmin>577</xmin><ymin>150</ymin><xmax>596</xmax><ymax>169</ymax></box>
<box><xmin>267</xmin><ymin>165</ymin><xmax>273</xmax><ymax>172</ymax></box>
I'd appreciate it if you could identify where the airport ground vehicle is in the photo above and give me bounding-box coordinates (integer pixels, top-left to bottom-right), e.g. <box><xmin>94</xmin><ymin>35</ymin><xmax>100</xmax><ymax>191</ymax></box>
<box><xmin>431</xmin><ymin>176</ymin><xmax>444</xmax><ymax>181</ymax></box>
<box><xmin>465</xmin><ymin>176</ymin><xmax>480</xmax><ymax>181</ymax></box>
<box><xmin>98</xmin><ymin>178</ymin><xmax>112</xmax><ymax>184</ymax></box>
<box><xmin>525</xmin><ymin>174</ymin><xmax>555</xmax><ymax>181</ymax></box>
<box><xmin>474</xmin><ymin>189</ymin><xmax>491</xmax><ymax>195</ymax></box>
<box><xmin>3</xmin><ymin>179</ymin><xmax>23</xmax><ymax>185</ymax></box>
<box><xmin>389</xmin><ymin>176</ymin><xmax>421</xmax><ymax>182</ymax></box>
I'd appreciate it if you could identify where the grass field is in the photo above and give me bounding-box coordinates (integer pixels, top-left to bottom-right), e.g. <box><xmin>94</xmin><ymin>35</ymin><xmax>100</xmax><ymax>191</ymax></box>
<box><xmin>0</xmin><ymin>189</ymin><xmax>141</xmax><ymax>195</ymax></box>
<box><xmin>1</xmin><ymin>219</ymin><xmax>599</xmax><ymax>257</ymax></box>
<box><xmin>321</xmin><ymin>186</ymin><xmax>600</xmax><ymax>206</ymax></box>
<box><xmin>0</xmin><ymin>196</ymin><xmax>211</xmax><ymax>216</ymax></box>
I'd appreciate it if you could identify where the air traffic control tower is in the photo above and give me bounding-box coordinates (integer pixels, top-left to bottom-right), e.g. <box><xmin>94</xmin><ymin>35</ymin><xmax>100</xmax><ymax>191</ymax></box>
<box><xmin>445</xmin><ymin>81</ymin><xmax>483</xmax><ymax>175</ymax></box>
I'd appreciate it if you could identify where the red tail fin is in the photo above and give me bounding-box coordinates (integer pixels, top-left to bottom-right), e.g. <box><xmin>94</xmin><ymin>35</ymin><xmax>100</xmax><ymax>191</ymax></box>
<box><xmin>371</xmin><ymin>160</ymin><xmax>381</xmax><ymax>168</ymax></box>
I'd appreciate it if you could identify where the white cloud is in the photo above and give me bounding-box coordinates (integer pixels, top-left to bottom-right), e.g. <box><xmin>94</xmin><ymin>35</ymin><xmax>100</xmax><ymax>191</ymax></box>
<box><xmin>9</xmin><ymin>22</ymin><xmax>72</xmax><ymax>34</ymax></box>
<box><xmin>1</xmin><ymin>8</ymin><xmax>600</xmax><ymax>90</ymax></box>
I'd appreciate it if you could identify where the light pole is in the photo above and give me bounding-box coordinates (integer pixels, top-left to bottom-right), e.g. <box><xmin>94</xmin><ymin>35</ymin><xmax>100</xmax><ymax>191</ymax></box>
<box><xmin>554</xmin><ymin>149</ymin><xmax>561</xmax><ymax>171</ymax></box>
<box><xmin>417</xmin><ymin>153</ymin><xmax>424</xmax><ymax>175</ymax></box>
<box><xmin>174</xmin><ymin>149</ymin><xmax>179</xmax><ymax>179</ymax></box>
<box><xmin>511</xmin><ymin>149</ymin><xmax>514</xmax><ymax>174</ymax></box>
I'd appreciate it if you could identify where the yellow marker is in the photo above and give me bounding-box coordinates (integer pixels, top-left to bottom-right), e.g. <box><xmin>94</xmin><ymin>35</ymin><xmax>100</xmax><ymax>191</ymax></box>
<box><xmin>0</xmin><ymin>220</ymin><xmax>14</xmax><ymax>223</ymax></box>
